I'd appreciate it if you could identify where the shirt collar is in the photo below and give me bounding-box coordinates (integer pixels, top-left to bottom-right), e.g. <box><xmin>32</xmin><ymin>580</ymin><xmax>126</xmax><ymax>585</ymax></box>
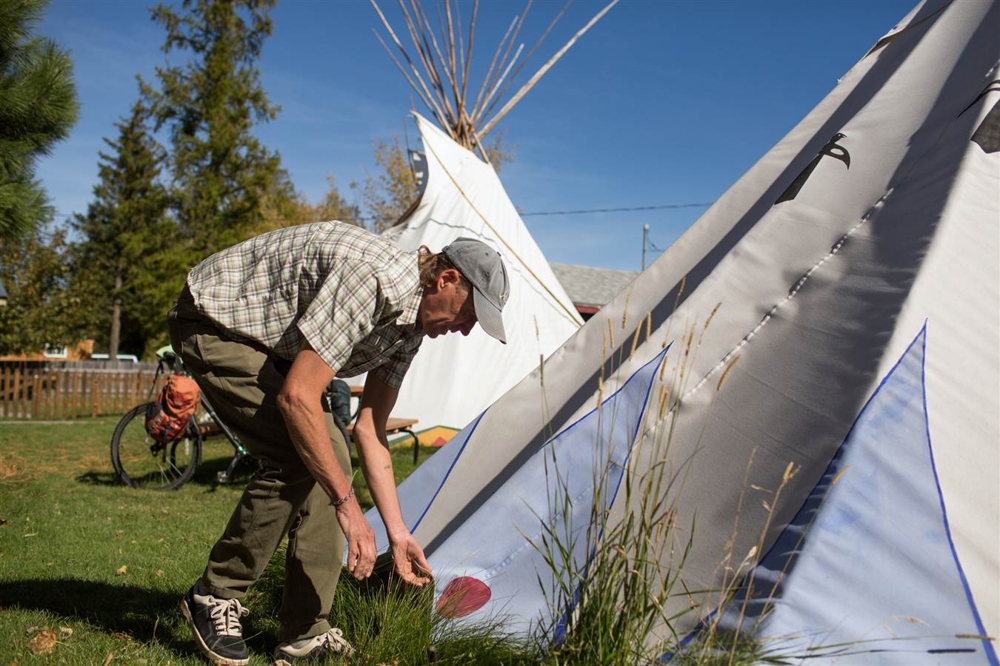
<box><xmin>400</xmin><ymin>287</ymin><xmax>422</xmax><ymax>326</ymax></box>
<box><xmin>399</xmin><ymin>257</ymin><xmax>423</xmax><ymax>327</ymax></box>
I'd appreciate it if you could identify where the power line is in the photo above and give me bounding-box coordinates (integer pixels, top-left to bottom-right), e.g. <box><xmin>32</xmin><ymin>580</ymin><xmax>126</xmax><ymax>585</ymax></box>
<box><xmin>47</xmin><ymin>200</ymin><xmax>714</xmax><ymax>222</ymax></box>
<box><xmin>521</xmin><ymin>202</ymin><xmax>712</xmax><ymax>217</ymax></box>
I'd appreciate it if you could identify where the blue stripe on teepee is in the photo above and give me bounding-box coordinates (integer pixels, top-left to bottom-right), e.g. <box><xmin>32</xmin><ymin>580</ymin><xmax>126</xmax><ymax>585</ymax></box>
<box><xmin>552</xmin><ymin>346</ymin><xmax>670</xmax><ymax>643</ymax></box>
<box><xmin>423</xmin><ymin>347</ymin><xmax>667</xmax><ymax>633</ymax></box>
<box><xmin>406</xmin><ymin>412</ymin><xmax>486</xmax><ymax>535</ymax></box>
<box><xmin>370</xmin><ymin>411</ymin><xmax>486</xmax><ymax>553</ymax></box>
<box><xmin>713</xmin><ymin>325</ymin><xmax>997</xmax><ymax>665</ymax></box>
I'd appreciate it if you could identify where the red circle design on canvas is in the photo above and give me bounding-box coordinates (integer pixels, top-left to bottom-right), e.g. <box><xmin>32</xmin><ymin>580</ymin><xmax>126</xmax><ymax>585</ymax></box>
<box><xmin>435</xmin><ymin>576</ymin><xmax>492</xmax><ymax>618</ymax></box>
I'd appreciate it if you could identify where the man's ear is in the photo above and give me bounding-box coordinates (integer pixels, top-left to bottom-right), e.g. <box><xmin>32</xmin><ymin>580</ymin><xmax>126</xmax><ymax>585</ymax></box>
<box><xmin>437</xmin><ymin>268</ymin><xmax>462</xmax><ymax>289</ymax></box>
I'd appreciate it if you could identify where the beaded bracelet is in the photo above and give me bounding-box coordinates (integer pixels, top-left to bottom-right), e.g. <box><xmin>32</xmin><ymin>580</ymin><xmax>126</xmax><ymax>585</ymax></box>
<box><xmin>331</xmin><ymin>487</ymin><xmax>354</xmax><ymax>508</ymax></box>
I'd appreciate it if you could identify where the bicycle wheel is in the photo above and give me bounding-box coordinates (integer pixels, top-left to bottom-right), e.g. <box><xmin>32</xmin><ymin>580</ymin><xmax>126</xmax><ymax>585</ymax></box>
<box><xmin>110</xmin><ymin>402</ymin><xmax>201</xmax><ymax>490</ymax></box>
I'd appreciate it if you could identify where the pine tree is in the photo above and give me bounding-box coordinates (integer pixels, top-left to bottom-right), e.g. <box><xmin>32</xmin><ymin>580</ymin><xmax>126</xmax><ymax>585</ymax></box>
<box><xmin>143</xmin><ymin>0</ymin><xmax>282</xmax><ymax>261</ymax></box>
<box><xmin>0</xmin><ymin>0</ymin><xmax>79</xmax><ymax>240</ymax></box>
<box><xmin>72</xmin><ymin>101</ymin><xmax>173</xmax><ymax>359</ymax></box>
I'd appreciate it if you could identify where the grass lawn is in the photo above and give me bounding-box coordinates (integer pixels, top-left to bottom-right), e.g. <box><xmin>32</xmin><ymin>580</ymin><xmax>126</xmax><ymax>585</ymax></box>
<box><xmin>0</xmin><ymin>418</ymin><xmax>525</xmax><ymax>665</ymax></box>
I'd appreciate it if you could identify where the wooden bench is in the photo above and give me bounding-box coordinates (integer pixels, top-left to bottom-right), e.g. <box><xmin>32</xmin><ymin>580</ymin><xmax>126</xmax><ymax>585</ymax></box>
<box><xmin>348</xmin><ymin>417</ymin><xmax>421</xmax><ymax>463</ymax></box>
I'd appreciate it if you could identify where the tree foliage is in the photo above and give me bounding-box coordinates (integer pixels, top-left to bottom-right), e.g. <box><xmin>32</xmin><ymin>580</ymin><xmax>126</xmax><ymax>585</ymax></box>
<box><xmin>307</xmin><ymin>176</ymin><xmax>363</xmax><ymax>227</ymax></box>
<box><xmin>5</xmin><ymin>0</ymin><xmax>290</xmax><ymax>360</ymax></box>
<box><xmin>0</xmin><ymin>226</ymin><xmax>86</xmax><ymax>355</ymax></box>
<box><xmin>143</xmin><ymin>0</ymin><xmax>282</xmax><ymax>261</ymax></box>
<box><xmin>0</xmin><ymin>0</ymin><xmax>79</xmax><ymax>241</ymax></box>
<box><xmin>480</xmin><ymin>130</ymin><xmax>517</xmax><ymax>175</ymax></box>
<box><xmin>253</xmin><ymin>172</ymin><xmax>361</xmax><ymax>235</ymax></box>
<box><xmin>356</xmin><ymin>136</ymin><xmax>419</xmax><ymax>233</ymax></box>
<box><xmin>72</xmin><ymin>101</ymin><xmax>176</xmax><ymax>359</ymax></box>
<box><xmin>356</xmin><ymin>131</ymin><xmax>515</xmax><ymax>233</ymax></box>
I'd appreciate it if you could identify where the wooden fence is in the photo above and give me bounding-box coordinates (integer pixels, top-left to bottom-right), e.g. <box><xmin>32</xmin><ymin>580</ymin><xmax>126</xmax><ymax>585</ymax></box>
<box><xmin>0</xmin><ymin>362</ymin><xmax>161</xmax><ymax>420</ymax></box>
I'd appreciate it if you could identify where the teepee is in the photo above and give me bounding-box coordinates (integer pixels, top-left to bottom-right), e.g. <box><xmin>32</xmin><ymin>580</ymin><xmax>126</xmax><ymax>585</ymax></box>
<box><xmin>365</xmin><ymin>0</ymin><xmax>617</xmax><ymax>433</ymax></box>
<box><xmin>368</xmin><ymin>0</ymin><xmax>1000</xmax><ymax>661</ymax></box>
<box><xmin>383</xmin><ymin>113</ymin><xmax>582</xmax><ymax>432</ymax></box>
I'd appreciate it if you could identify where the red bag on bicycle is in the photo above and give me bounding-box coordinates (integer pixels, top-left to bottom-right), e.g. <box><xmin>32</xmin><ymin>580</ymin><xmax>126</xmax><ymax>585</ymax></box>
<box><xmin>145</xmin><ymin>374</ymin><xmax>201</xmax><ymax>443</ymax></box>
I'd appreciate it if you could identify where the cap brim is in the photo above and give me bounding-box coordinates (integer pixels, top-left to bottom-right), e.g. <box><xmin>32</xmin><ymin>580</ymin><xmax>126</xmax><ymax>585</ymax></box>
<box><xmin>472</xmin><ymin>287</ymin><xmax>506</xmax><ymax>344</ymax></box>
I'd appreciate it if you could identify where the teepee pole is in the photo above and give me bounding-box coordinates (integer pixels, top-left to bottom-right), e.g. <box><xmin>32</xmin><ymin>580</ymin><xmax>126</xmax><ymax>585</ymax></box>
<box><xmin>372</xmin><ymin>0</ymin><xmax>618</xmax><ymax>152</ymax></box>
<box><xmin>479</xmin><ymin>0</ymin><xmax>618</xmax><ymax>138</ymax></box>
<box><xmin>370</xmin><ymin>1</ymin><xmax>451</xmax><ymax>128</ymax></box>
<box><xmin>477</xmin><ymin>0</ymin><xmax>568</xmax><ymax>127</ymax></box>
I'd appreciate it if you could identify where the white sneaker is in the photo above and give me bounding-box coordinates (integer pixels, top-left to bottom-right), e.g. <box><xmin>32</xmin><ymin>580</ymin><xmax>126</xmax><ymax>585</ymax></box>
<box><xmin>273</xmin><ymin>627</ymin><xmax>355</xmax><ymax>663</ymax></box>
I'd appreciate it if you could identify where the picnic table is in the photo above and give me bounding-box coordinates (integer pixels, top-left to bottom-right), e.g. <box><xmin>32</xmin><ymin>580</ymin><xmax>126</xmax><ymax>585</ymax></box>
<box><xmin>345</xmin><ymin>384</ymin><xmax>421</xmax><ymax>463</ymax></box>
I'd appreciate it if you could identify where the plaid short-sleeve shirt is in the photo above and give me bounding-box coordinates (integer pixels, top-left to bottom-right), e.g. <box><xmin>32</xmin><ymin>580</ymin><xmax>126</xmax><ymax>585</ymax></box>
<box><xmin>185</xmin><ymin>222</ymin><xmax>424</xmax><ymax>389</ymax></box>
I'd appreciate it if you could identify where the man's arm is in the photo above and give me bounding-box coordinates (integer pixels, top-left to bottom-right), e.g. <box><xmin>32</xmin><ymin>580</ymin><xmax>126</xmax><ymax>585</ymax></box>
<box><xmin>276</xmin><ymin>342</ymin><xmax>376</xmax><ymax>580</ymax></box>
<box><xmin>354</xmin><ymin>371</ymin><xmax>432</xmax><ymax>586</ymax></box>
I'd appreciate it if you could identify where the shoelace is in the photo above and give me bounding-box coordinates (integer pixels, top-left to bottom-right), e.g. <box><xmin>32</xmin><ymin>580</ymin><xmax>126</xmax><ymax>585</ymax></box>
<box><xmin>320</xmin><ymin>628</ymin><xmax>352</xmax><ymax>653</ymax></box>
<box><xmin>209</xmin><ymin>598</ymin><xmax>248</xmax><ymax>637</ymax></box>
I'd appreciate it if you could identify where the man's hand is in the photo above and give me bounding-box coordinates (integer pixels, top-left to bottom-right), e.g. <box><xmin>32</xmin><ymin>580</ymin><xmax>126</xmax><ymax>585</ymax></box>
<box><xmin>337</xmin><ymin>499</ymin><xmax>377</xmax><ymax>580</ymax></box>
<box><xmin>390</xmin><ymin>531</ymin><xmax>433</xmax><ymax>587</ymax></box>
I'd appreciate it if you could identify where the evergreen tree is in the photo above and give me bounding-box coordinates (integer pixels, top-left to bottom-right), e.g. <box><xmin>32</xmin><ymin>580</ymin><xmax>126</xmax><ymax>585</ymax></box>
<box><xmin>0</xmin><ymin>0</ymin><xmax>79</xmax><ymax>240</ymax></box>
<box><xmin>72</xmin><ymin>101</ymin><xmax>174</xmax><ymax>359</ymax></box>
<box><xmin>143</xmin><ymin>0</ymin><xmax>282</xmax><ymax>261</ymax></box>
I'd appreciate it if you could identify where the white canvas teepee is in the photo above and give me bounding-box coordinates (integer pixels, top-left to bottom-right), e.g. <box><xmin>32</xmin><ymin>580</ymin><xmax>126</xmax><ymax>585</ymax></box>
<box><xmin>383</xmin><ymin>114</ymin><xmax>582</xmax><ymax>431</ymax></box>
<box><xmin>369</xmin><ymin>0</ymin><xmax>1000</xmax><ymax>661</ymax></box>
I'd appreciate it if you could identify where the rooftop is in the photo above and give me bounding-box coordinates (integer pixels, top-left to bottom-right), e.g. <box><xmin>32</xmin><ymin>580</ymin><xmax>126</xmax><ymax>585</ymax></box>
<box><xmin>551</xmin><ymin>263</ymin><xmax>639</xmax><ymax>313</ymax></box>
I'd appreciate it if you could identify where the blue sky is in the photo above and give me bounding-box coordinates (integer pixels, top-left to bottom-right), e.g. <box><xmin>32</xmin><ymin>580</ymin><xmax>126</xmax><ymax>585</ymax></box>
<box><xmin>38</xmin><ymin>0</ymin><xmax>916</xmax><ymax>271</ymax></box>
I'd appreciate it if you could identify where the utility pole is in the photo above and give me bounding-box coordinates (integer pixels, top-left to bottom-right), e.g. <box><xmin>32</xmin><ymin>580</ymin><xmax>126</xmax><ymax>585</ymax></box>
<box><xmin>641</xmin><ymin>224</ymin><xmax>650</xmax><ymax>270</ymax></box>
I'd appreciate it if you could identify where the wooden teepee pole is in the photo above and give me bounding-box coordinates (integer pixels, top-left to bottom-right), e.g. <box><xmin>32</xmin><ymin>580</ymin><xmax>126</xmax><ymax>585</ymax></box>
<box><xmin>479</xmin><ymin>0</ymin><xmax>619</xmax><ymax>138</ymax></box>
<box><xmin>371</xmin><ymin>0</ymin><xmax>618</xmax><ymax>151</ymax></box>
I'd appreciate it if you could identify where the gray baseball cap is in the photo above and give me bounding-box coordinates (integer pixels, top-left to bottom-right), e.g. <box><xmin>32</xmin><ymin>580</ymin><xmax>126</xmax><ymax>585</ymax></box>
<box><xmin>442</xmin><ymin>237</ymin><xmax>510</xmax><ymax>344</ymax></box>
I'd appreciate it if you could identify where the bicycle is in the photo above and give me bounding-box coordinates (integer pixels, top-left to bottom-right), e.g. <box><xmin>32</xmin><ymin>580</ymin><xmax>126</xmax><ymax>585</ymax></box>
<box><xmin>110</xmin><ymin>347</ymin><xmax>355</xmax><ymax>491</ymax></box>
<box><xmin>110</xmin><ymin>346</ymin><xmax>252</xmax><ymax>491</ymax></box>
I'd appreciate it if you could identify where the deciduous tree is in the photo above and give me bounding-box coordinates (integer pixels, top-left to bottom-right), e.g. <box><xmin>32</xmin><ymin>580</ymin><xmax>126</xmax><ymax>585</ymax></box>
<box><xmin>254</xmin><ymin>174</ymin><xmax>362</xmax><ymax>234</ymax></box>
<box><xmin>0</xmin><ymin>226</ymin><xmax>83</xmax><ymax>355</ymax></box>
<box><xmin>355</xmin><ymin>136</ymin><xmax>418</xmax><ymax>233</ymax></box>
<box><xmin>356</xmin><ymin>132</ymin><xmax>515</xmax><ymax>233</ymax></box>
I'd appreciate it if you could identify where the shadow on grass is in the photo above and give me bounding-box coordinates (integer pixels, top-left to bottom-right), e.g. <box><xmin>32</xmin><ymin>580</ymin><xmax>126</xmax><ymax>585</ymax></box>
<box><xmin>0</xmin><ymin>578</ymin><xmax>276</xmax><ymax>657</ymax></box>
<box><xmin>1</xmin><ymin>578</ymin><xmax>187</xmax><ymax>647</ymax></box>
<box><xmin>73</xmin><ymin>454</ymin><xmax>258</xmax><ymax>492</ymax></box>
<box><xmin>75</xmin><ymin>470</ymin><xmax>120</xmax><ymax>486</ymax></box>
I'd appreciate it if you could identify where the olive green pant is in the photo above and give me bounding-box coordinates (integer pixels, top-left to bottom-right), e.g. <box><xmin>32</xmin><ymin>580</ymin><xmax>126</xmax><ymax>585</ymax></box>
<box><xmin>168</xmin><ymin>290</ymin><xmax>351</xmax><ymax>643</ymax></box>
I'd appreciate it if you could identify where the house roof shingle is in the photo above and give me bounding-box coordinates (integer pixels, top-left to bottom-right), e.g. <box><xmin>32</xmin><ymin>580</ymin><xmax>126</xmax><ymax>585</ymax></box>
<box><xmin>550</xmin><ymin>263</ymin><xmax>638</xmax><ymax>311</ymax></box>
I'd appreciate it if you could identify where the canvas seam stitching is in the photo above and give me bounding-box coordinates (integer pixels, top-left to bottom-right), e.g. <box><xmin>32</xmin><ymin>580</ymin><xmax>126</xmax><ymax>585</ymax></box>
<box><xmin>677</xmin><ymin>196</ymin><xmax>885</xmax><ymax>404</ymax></box>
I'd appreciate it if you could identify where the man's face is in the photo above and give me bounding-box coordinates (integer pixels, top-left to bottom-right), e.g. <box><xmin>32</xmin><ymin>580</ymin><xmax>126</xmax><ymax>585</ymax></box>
<box><xmin>418</xmin><ymin>269</ymin><xmax>478</xmax><ymax>339</ymax></box>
